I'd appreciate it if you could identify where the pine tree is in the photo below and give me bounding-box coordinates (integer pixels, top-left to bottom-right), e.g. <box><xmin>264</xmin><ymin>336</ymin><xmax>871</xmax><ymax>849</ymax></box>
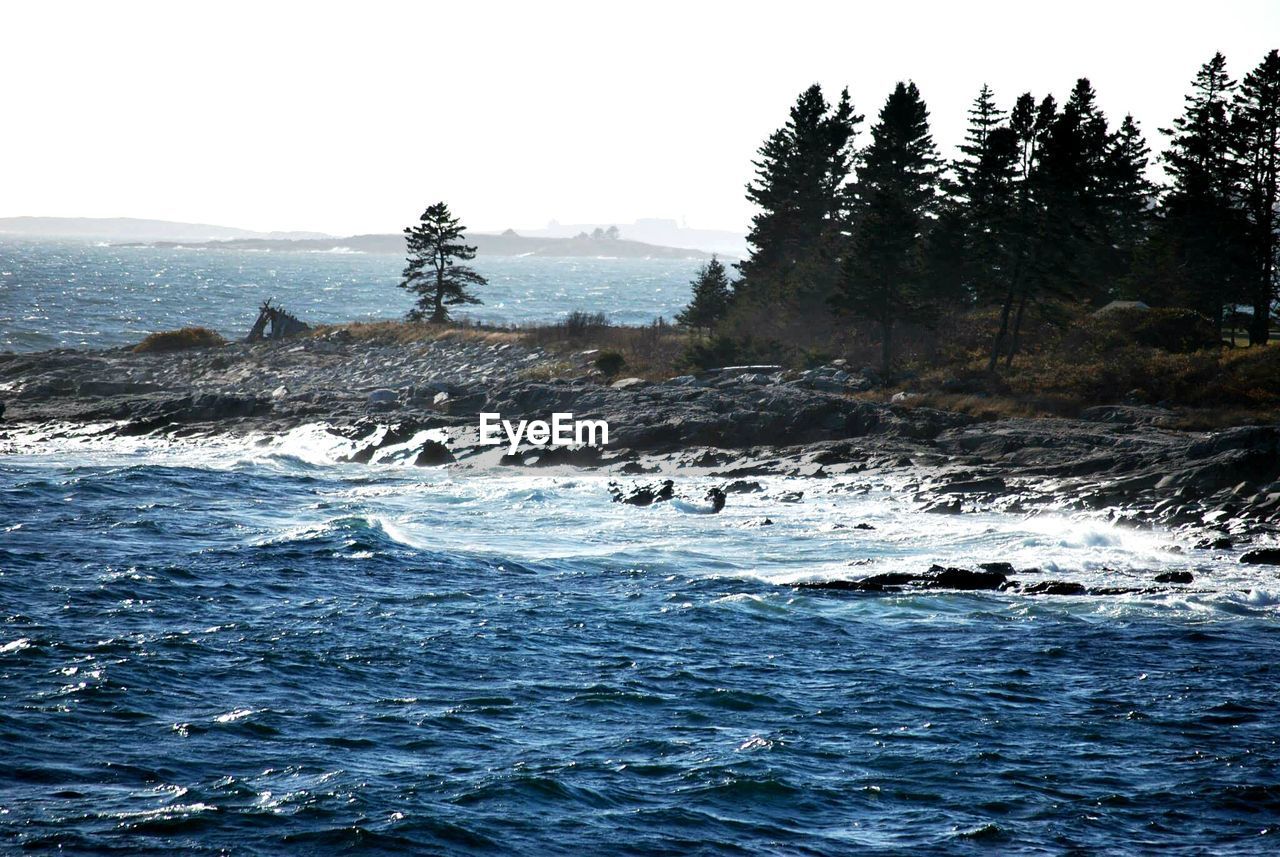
<box><xmin>676</xmin><ymin>256</ymin><xmax>732</xmax><ymax>331</ymax></box>
<box><xmin>1011</xmin><ymin>78</ymin><xmax>1114</xmax><ymax>309</ymax></box>
<box><xmin>1102</xmin><ymin>114</ymin><xmax>1155</xmax><ymax>285</ymax></box>
<box><xmin>953</xmin><ymin>84</ymin><xmax>1007</xmax><ymax>194</ymax></box>
<box><xmin>1234</xmin><ymin>49</ymin><xmax>1280</xmax><ymax>344</ymax></box>
<box><xmin>944</xmin><ymin>85</ymin><xmax>1019</xmax><ymax>309</ymax></box>
<box><xmin>834</xmin><ymin>82</ymin><xmax>941</xmax><ymax>371</ymax></box>
<box><xmin>399</xmin><ymin>202</ymin><xmax>487</xmax><ymax>323</ymax></box>
<box><xmin>987</xmin><ymin>93</ymin><xmax>1056</xmax><ymax>370</ymax></box>
<box><xmin>738</xmin><ymin>84</ymin><xmax>862</xmax><ymax>306</ymax></box>
<box><xmin>1153</xmin><ymin>52</ymin><xmax>1248</xmax><ymax>333</ymax></box>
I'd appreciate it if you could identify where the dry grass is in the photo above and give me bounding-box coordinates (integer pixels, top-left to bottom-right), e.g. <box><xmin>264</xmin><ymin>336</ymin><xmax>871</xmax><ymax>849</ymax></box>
<box><xmin>309</xmin><ymin>316</ymin><xmax>689</xmax><ymax>380</ymax></box>
<box><xmin>310</xmin><ymin>319</ymin><xmax>522</xmax><ymax>347</ymax></box>
<box><xmin>523</xmin><ymin>316</ymin><xmax>688</xmax><ymax>379</ymax></box>
<box><xmin>133</xmin><ymin>327</ymin><xmax>227</xmax><ymax>353</ymax></box>
<box><xmin>517</xmin><ymin>361</ymin><xmax>576</xmax><ymax>381</ymax></box>
<box><xmin>873</xmin><ymin>391</ymin><xmax>1080</xmax><ymax>420</ymax></box>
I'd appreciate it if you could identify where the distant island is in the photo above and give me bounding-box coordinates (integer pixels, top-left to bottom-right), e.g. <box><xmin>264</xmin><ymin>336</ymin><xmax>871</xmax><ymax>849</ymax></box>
<box><xmin>121</xmin><ymin>231</ymin><xmax>717</xmax><ymax>259</ymax></box>
<box><xmin>0</xmin><ymin>216</ymin><xmax>724</xmax><ymax>259</ymax></box>
<box><xmin>0</xmin><ymin>215</ymin><xmax>330</xmax><ymax>243</ymax></box>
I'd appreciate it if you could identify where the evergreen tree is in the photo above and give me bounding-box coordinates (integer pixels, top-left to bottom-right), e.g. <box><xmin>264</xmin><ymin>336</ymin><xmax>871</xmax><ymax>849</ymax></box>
<box><xmin>1102</xmin><ymin>114</ymin><xmax>1155</xmax><ymax>286</ymax></box>
<box><xmin>987</xmin><ymin>93</ymin><xmax>1056</xmax><ymax>370</ymax></box>
<box><xmin>953</xmin><ymin>84</ymin><xmax>1007</xmax><ymax>194</ymax></box>
<box><xmin>1152</xmin><ymin>52</ymin><xmax>1248</xmax><ymax>332</ymax></box>
<box><xmin>919</xmin><ymin>206</ymin><xmax>971</xmax><ymax>307</ymax></box>
<box><xmin>834</xmin><ymin>82</ymin><xmax>941</xmax><ymax>371</ymax></box>
<box><xmin>1234</xmin><ymin>49</ymin><xmax>1280</xmax><ymax>344</ymax></box>
<box><xmin>943</xmin><ymin>85</ymin><xmax>1020</xmax><ymax>309</ymax></box>
<box><xmin>676</xmin><ymin>256</ymin><xmax>733</xmax><ymax>331</ymax></box>
<box><xmin>399</xmin><ymin>202</ymin><xmax>487</xmax><ymax>323</ymax></box>
<box><xmin>962</xmin><ymin>125</ymin><xmax>1021</xmax><ymax>304</ymax></box>
<box><xmin>738</xmin><ymin>84</ymin><xmax>862</xmax><ymax>306</ymax></box>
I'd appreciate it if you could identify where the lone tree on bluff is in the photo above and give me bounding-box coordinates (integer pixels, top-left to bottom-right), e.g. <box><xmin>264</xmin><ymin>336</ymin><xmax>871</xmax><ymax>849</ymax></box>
<box><xmin>399</xmin><ymin>202</ymin><xmax>487</xmax><ymax>322</ymax></box>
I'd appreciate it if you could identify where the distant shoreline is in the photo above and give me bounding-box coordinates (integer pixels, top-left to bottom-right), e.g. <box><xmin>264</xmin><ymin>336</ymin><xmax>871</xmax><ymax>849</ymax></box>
<box><xmin>110</xmin><ymin>232</ymin><xmax>721</xmax><ymax>260</ymax></box>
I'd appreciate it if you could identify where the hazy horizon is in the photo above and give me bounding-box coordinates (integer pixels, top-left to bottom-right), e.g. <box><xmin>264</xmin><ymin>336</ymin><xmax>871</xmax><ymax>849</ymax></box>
<box><xmin>3</xmin><ymin>0</ymin><xmax>1277</xmax><ymax>236</ymax></box>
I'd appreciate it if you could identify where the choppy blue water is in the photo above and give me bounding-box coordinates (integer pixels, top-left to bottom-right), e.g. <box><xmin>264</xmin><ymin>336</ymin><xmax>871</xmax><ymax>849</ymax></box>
<box><xmin>3</xmin><ymin>430</ymin><xmax>1280</xmax><ymax>853</ymax></box>
<box><xmin>0</xmin><ymin>240</ymin><xmax>704</xmax><ymax>351</ymax></box>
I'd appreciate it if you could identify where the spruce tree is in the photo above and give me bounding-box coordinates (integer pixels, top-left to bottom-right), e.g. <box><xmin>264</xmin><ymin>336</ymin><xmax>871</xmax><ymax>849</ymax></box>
<box><xmin>1234</xmin><ymin>49</ymin><xmax>1280</xmax><ymax>344</ymax></box>
<box><xmin>738</xmin><ymin>85</ymin><xmax>862</xmax><ymax>306</ymax></box>
<box><xmin>1103</xmin><ymin>114</ymin><xmax>1155</xmax><ymax>285</ymax></box>
<box><xmin>834</xmin><ymin>82</ymin><xmax>941</xmax><ymax>371</ymax></box>
<box><xmin>676</xmin><ymin>256</ymin><xmax>732</xmax><ymax>331</ymax></box>
<box><xmin>953</xmin><ymin>84</ymin><xmax>1007</xmax><ymax>194</ymax></box>
<box><xmin>399</xmin><ymin>202</ymin><xmax>487</xmax><ymax>323</ymax></box>
<box><xmin>945</xmin><ymin>86</ymin><xmax>1019</xmax><ymax>309</ymax></box>
<box><xmin>1154</xmin><ymin>52</ymin><xmax>1248</xmax><ymax>333</ymax></box>
<box><xmin>988</xmin><ymin>93</ymin><xmax>1055</xmax><ymax>370</ymax></box>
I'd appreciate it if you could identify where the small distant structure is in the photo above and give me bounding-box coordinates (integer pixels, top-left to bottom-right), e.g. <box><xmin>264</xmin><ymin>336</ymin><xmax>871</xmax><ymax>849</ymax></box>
<box><xmin>246</xmin><ymin>299</ymin><xmax>311</xmax><ymax>341</ymax></box>
<box><xmin>1093</xmin><ymin>300</ymin><xmax>1150</xmax><ymax>315</ymax></box>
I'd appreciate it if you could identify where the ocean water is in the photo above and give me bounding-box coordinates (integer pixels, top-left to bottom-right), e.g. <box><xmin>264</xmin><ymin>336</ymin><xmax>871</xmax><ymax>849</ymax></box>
<box><xmin>0</xmin><ymin>240</ymin><xmax>705</xmax><ymax>351</ymax></box>
<box><xmin>4</xmin><ymin>240</ymin><xmax>1280</xmax><ymax>853</ymax></box>
<box><xmin>3</xmin><ymin>428</ymin><xmax>1280</xmax><ymax>853</ymax></box>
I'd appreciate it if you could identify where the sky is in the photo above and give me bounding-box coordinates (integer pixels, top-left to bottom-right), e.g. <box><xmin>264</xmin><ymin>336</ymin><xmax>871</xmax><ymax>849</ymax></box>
<box><xmin>2</xmin><ymin>0</ymin><xmax>1277</xmax><ymax>237</ymax></box>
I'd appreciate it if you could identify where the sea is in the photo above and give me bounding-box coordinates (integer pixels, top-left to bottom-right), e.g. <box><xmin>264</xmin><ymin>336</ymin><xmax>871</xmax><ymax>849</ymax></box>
<box><xmin>2</xmin><ymin>239</ymin><xmax>1280</xmax><ymax>853</ymax></box>
<box><xmin>0</xmin><ymin>240</ymin><xmax>703</xmax><ymax>352</ymax></box>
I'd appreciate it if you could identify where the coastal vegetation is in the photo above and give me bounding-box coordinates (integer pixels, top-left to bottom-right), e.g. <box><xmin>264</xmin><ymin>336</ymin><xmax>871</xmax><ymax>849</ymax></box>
<box><xmin>702</xmin><ymin>49</ymin><xmax>1280</xmax><ymax>376</ymax></box>
<box><xmin>132</xmin><ymin>327</ymin><xmax>226</xmax><ymax>353</ymax></box>
<box><xmin>369</xmin><ymin>49</ymin><xmax>1277</xmax><ymax>420</ymax></box>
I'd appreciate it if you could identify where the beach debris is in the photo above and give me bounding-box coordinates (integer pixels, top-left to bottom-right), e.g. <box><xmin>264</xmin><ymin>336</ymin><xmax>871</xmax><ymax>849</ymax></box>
<box><xmin>245</xmin><ymin>299</ymin><xmax>311</xmax><ymax>341</ymax></box>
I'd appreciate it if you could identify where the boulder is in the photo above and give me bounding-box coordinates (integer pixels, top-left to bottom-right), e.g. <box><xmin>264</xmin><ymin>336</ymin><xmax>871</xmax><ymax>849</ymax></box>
<box><xmin>1240</xmin><ymin>548</ymin><xmax>1280</xmax><ymax>565</ymax></box>
<box><xmin>943</xmin><ymin>476</ymin><xmax>1007</xmax><ymax>494</ymax></box>
<box><xmin>412</xmin><ymin>439</ymin><xmax>453</xmax><ymax>466</ymax></box>
<box><xmin>611</xmin><ymin>377</ymin><xmax>647</xmax><ymax>390</ymax></box>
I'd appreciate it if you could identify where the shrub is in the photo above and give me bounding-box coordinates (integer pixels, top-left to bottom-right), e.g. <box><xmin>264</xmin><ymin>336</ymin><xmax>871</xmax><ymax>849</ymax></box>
<box><xmin>1126</xmin><ymin>307</ymin><xmax>1219</xmax><ymax>352</ymax></box>
<box><xmin>133</xmin><ymin>327</ymin><xmax>227</xmax><ymax>353</ymax></box>
<box><xmin>679</xmin><ymin>335</ymin><xmax>789</xmax><ymax>371</ymax></box>
<box><xmin>561</xmin><ymin>310</ymin><xmax>610</xmax><ymax>339</ymax></box>
<box><xmin>594</xmin><ymin>350</ymin><xmax>627</xmax><ymax>378</ymax></box>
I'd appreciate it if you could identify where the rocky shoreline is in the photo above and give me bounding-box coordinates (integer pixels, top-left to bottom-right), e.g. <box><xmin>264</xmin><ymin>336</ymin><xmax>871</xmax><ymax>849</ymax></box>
<box><xmin>4</xmin><ymin>333</ymin><xmax>1280</xmax><ymax>578</ymax></box>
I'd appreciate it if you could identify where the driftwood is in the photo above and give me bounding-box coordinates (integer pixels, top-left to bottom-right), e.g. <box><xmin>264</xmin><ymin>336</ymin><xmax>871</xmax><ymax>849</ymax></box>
<box><xmin>246</xmin><ymin>299</ymin><xmax>310</xmax><ymax>342</ymax></box>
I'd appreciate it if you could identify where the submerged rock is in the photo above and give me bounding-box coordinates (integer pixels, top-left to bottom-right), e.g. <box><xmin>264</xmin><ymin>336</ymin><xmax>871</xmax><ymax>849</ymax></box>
<box><xmin>1153</xmin><ymin>570</ymin><xmax>1194</xmax><ymax>584</ymax></box>
<box><xmin>926</xmin><ymin>566</ymin><xmax>1007</xmax><ymax>590</ymax></box>
<box><xmin>978</xmin><ymin>562</ymin><xmax>1015</xmax><ymax>575</ymax></box>
<box><xmin>611</xmin><ymin>479</ymin><xmax>675</xmax><ymax>507</ymax></box>
<box><xmin>1023</xmin><ymin>581</ymin><xmax>1088</xmax><ymax>596</ymax></box>
<box><xmin>1240</xmin><ymin>548</ymin><xmax>1280</xmax><ymax>565</ymax></box>
<box><xmin>800</xmin><ymin>565</ymin><xmax>1007</xmax><ymax>593</ymax></box>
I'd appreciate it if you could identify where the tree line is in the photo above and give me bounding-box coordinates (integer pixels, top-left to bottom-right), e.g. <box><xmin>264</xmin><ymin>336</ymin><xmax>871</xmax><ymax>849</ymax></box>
<box><xmin>682</xmin><ymin>49</ymin><xmax>1280</xmax><ymax>371</ymax></box>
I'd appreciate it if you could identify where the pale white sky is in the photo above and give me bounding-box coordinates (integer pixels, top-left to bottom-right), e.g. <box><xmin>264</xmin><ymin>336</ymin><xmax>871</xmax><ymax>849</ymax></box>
<box><xmin>2</xmin><ymin>0</ymin><xmax>1277</xmax><ymax>236</ymax></box>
